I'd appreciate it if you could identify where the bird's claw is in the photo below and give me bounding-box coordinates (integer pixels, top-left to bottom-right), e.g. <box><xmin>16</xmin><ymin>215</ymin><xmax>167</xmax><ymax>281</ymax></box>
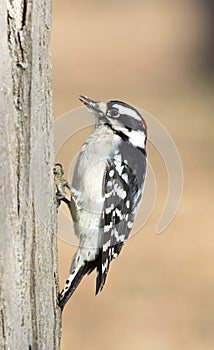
<box><xmin>54</xmin><ymin>163</ymin><xmax>70</xmax><ymax>208</ymax></box>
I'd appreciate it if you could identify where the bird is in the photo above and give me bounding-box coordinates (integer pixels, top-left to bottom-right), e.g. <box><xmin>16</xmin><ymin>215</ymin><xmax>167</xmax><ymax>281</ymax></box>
<box><xmin>57</xmin><ymin>96</ymin><xmax>147</xmax><ymax>309</ymax></box>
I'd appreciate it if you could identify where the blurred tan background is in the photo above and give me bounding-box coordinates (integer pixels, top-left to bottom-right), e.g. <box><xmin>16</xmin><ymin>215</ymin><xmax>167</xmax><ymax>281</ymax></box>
<box><xmin>51</xmin><ymin>1</ymin><xmax>214</xmax><ymax>349</ymax></box>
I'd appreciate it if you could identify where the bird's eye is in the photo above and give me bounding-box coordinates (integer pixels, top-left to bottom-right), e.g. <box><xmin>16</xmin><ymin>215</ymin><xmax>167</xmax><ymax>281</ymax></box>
<box><xmin>110</xmin><ymin>109</ymin><xmax>119</xmax><ymax>118</ymax></box>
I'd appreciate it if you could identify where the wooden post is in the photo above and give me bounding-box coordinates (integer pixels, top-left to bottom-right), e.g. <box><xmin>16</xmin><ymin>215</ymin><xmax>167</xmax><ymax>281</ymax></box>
<box><xmin>0</xmin><ymin>0</ymin><xmax>61</xmax><ymax>348</ymax></box>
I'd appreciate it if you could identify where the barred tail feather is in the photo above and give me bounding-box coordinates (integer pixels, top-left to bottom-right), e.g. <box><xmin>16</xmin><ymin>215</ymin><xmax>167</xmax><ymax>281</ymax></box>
<box><xmin>59</xmin><ymin>264</ymin><xmax>87</xmax><ymax>310</ymax></box>
<box><xmin>59</xmin><ymin>256</ymin><xmax>102</xmax><ymax>310</ymax></box>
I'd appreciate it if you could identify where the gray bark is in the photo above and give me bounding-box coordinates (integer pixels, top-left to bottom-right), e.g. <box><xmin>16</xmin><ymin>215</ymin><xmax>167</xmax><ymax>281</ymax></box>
<box><xmin>0</xmin><ymin>0</ymin><xmax>61</xmax><ymax>349</ymax></box>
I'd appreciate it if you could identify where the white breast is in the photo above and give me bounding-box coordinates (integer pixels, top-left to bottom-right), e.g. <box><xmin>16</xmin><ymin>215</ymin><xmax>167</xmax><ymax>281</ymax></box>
<box><xmin>71</xmin><ymin>126</ymin><xmax>120</xmax><ymax>214</ymax></box>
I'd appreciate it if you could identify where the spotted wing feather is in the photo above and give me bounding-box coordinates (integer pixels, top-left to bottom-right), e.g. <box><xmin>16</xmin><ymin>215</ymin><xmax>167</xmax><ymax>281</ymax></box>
<box><xmin>96</xmin><ymin>149</ymin><xmax>145</xmax><ymax>293</ymax></box>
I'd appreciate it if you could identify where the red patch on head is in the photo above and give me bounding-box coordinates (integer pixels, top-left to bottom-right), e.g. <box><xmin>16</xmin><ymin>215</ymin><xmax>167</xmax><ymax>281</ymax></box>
<box><xmin>141</xmin><ymin>119</ymin><xmax>147</xmax><ymax>130</ymax></box>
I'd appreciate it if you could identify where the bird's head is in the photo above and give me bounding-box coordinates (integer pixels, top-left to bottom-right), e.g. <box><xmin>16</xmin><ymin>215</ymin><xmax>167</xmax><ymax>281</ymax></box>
<box><xmin>79</xmin><ymin>96</ymin><xmax>147</xmax><ymax>137</ymax></box>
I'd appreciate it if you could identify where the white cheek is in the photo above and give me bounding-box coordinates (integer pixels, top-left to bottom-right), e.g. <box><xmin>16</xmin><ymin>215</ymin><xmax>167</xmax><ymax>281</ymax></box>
<box><xmin>115</xmin><ymin>127</ymin><xmax>146</xmax><ymax>148</ymax></box>
<box><xmin>127</xmin><ymin>130</ymin><xmax>146</xmax><ymax>148</ymax></box>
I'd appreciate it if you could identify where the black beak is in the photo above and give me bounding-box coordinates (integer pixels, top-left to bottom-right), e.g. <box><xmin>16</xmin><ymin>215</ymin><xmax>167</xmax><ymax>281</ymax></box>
<box><xmin>79</xmin><ymin>95</ymin><xmax>98</xmax><ymax>109</ymax></box>
<box><xmin>79</xmin><ymin>95</ymin><xmax>107</xmax><ymax>116</ymax></box>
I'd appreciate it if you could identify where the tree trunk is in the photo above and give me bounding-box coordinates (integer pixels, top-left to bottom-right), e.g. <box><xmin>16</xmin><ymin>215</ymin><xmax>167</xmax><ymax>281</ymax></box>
<box><xmin>0</xmin><ymin>0</ymin><xmax>61</xmax><ymax>349</ymax></box>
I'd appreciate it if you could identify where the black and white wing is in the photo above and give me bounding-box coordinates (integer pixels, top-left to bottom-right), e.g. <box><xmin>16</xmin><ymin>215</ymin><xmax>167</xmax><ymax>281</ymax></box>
<box><xmin>96</xmin><ymin>146</ymin><xmax>147</xmax><ymax>293</ymax></box>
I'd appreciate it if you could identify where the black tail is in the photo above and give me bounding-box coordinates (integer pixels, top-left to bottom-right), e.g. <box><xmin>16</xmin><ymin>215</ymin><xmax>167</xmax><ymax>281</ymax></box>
<box><xmin>59</xmin><ymin>256</ymin><xmax>101</xmax><ymax>310</ymax></box>
<box><xmin>58</xmin><ymin>265</ymin><xmax>86</xmax><ymax>310</ymax></box>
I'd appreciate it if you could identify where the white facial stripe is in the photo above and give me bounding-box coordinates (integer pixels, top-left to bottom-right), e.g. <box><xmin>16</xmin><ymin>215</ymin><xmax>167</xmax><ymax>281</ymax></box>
<box><xmin>123</xmin><ymin>129</ymin><xmax>146</xmax><ymax>148</ymax></box>
<box><xmin>112</xmin><ymin>104</ymin><xmax>141</xmax><ymax>121</ymax></box>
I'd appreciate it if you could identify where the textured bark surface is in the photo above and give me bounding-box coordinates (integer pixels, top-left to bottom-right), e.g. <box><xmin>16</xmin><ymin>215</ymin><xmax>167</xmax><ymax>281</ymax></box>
<box><xmin>0</xmin><ymin>0</ymin><xmax>61</xmax><ymax>349</ymax></box>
